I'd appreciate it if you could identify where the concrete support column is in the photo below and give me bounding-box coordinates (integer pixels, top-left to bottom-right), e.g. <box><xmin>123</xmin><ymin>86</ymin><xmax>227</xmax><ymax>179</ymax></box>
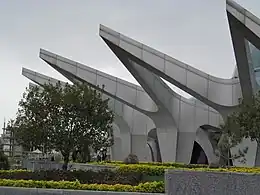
<box><xmin>111</xmin><ymin>137</ymin><xmax>122</xmax><ymax>161</ymax></box>
<box><xmin>176</xmin><ymin>132</ymin><xmax>196</xmax><ymax>164</ymax></box>
<box><xmin>147</xmin><ymin>139</ymin><xmax>157</xmax><ymax>162</ymax></box>
<box><xmin>131</xmin><ymin>134</ymin><xmax>151</xmax><ymax>162</ymax></box>
<box><xmin>195</xmin><ymin>129</ymin><xmax>218</xmax><ymax>164</ymax></box>
<box><xmin>120</xmin><ymin>132</ymin><xmax>131</xmax><ymax>160</ymax></box>
<box><xmin>157</xmin><ymin>127</ymin><xmax>178</xmax><ymax>162</ymax></box>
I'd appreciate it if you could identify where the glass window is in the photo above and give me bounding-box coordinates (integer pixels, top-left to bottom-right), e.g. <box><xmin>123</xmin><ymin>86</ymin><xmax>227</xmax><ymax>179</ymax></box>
<box><xmin>248</xmin><ymin>42</ymin><xmax>260</xmax><ymax>85</ymax></box>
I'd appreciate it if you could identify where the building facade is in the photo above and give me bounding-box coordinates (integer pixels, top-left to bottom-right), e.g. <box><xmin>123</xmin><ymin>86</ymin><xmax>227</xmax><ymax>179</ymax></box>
<box><xmin>21</xmin><ymin>0</ymin><xmax>260</xmax><ymax>166</ymax></box>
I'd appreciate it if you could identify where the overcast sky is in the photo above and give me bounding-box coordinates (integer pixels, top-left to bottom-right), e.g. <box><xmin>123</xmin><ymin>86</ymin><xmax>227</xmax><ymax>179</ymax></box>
<box><xmin>0</xmin><ymin>0</ymin><xmax>259</xmax><ymax>133</ymax></box>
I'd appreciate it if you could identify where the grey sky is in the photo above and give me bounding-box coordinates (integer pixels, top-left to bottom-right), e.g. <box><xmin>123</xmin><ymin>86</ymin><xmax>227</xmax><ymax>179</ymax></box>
<box><xmin>0</xmin><ymin>0</ymin><xmax>259</xmax><ymax>133</ymax></box>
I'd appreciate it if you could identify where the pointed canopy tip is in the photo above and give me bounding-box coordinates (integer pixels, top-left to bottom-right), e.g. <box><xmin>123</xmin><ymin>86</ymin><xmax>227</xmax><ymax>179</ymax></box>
<box><xmin>40</xmin><ymin>48</ymin><xmax>51</xmax><ymax>54</ymax></box>
<box><xmin>99</xmin><ymin>24</ymin><xmax>112</xmax><ymax>34</ymax></box>
<box><xmin>39</xmin><ymin>48</ymin><xmax>58</xmax><ymax>58</ymax></box>
<box><xmin>21</xmin><ymin>67</ymin><xmax>32</xmax><ymax>78</ymax></box>
<box><xmin>22</xmin><ymin>67</ymin><xmax>30</xmax><ymax>73</ymax></box>
<box><xmin>21</xmin><ymin>67</ymin><xmax>26</xmax><ymax>75</ymax></box>
<box><xmin>22</xmin><ymin>69</ymin><xmax>34</xmax><ymax>82</ymax></box>
<box><xmin>21</xmin><ymin>67</ymin><xmax>37</xmax><ymax>77</ymax></box>
<box><xmin>226</xmin><ymin>0</ymin><xmax>244</xmax><ymax>12</ymax></box>
<box><xmin>39</xmin><ymin>48</ymin><xmax>47</xmax><ymax>57</ymax></box>
<box><xmin>99</xmin><ymin>24</ymin><xmax>120</xmax><ymax>38</ymax></box>
<box><xmin>21</xmin><ymin>67</ymin><xmax>30</xmax><ymax>77</ymax></box>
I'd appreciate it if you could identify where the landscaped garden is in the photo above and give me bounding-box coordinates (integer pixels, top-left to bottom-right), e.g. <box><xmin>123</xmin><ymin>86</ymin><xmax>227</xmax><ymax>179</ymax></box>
<box><xmin>2</xmin><ymin>69</ymin><xmax>260</xmax><ymax>194</ymax></box>
<box><xmin>1</xmin><ymin>161</ymin><xmax>260</xmax><ymax>193</ymax></box>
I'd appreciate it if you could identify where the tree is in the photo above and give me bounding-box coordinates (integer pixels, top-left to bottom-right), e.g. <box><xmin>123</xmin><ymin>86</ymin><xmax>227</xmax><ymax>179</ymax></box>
<box><xmin>214</xmin><ymin>132</ymin><xmax>248</xmax><ymax>167</ymax></box>
<box><xmin>8</xmin><ymin>85</ymin><xmax>54</xmax><ymax>153</ymax></box>
<box><xmin>11</xmin><ymin>82</ymin><xmax>114</xmax><ymax>169</ymax></box>
<box><xmin>0</xmin><ymin>152</ymin><xmax>10</xmax><ymax>170</ymax></box>
<box><xmin>219</xmin><ymin>93</ymin><xmax>260</xmax><ymax>166</ymax></box>
<box><xmin>74</xmin><ymin>141</ymin><xmax>92</xmax><ymax>163</ymax></box>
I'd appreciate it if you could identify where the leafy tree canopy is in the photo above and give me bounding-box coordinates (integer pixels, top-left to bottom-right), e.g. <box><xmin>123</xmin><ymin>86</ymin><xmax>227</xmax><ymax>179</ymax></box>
<box><xmin>9</xmin><ymin>82</ymin><xmax>114</xmax><ymax>169</ymax></box>
<box><xmin>217</xmin><ymin>93</ymin><xmax>260</xmax><ymax>166</ymax></box>
<box><xmin>223</xmin><ymin>93</ymin><xmax>260</xmax><ymax>144</ymax></box>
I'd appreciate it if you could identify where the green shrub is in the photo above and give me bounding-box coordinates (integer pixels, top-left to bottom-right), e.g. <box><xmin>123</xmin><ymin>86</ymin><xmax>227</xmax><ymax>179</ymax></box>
<box><xmin>2</xmin><ymin>164</ymin><xmax>260</xmax><ymax>184</ymax></box>
<box><xmin>117</xmin><ymin>164</ymin><xmax>167</xmax><ymax>176</ymax></box>
<box><xmin>0</xmin><ymin>169</ymin><xmax>143</xmax><ymax>185</ymax></box>
<box><xmin>114</xmin><ymin>163</ymin><xmax>260</xmax><ymax>176</ymax></box>
<box><xmin>123</xmin><ymin>154</ymin><xmax>139</xmax><ymax>164</ymax></box>
<box><xmin>0</xmin><ymin>179</ymin><xmax>164</xmax><ymax>193</ymax></box>
<box><xmin>0</xmin><ymin>170</ymin><xmax>29</xmax><ymax>174</ymax></box>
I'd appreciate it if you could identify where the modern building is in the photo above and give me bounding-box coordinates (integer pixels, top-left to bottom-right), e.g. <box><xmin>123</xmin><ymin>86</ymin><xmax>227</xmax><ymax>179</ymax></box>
<box><xmin>22</xmin><ymin>68</ymin><xmax>160</xmax><ymax>162</ymax></box>
<box><xmin>22</xmin><ymin>0</ymin><xmax>260</xmax><ymax>166</ymax></box>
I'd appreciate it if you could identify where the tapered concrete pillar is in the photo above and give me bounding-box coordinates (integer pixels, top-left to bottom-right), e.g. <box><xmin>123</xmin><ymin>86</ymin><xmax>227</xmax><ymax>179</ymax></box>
<box><xmin>175</xmin><ymin>132</ymin><xmax>197</xmax><ymax>164</ymax></box>
<box><xmin>131</xmin><ymin>134</ymin><xmax>150</xmax><ymax>161</ymax></box>
<box><xmin>120</xmin><ymin>132</ymin><xmax>131</xmax><ymax>160</ymax></box>
<box><xmin>99</xmin><ymin>25</ymin><xmax>222</xmax><ymax>165</ymax></box>
<box><xmin>111</xmin><ymin>137</ymin><xmax>122</xmax><ymax>160</ymax></box>
<box><xmin>157</xmin><ymin>127</ymin><xmax>178</xmax><ymax>162</ymax></box>
<box><xmin>195</xmin><ymin>128</ymin><xmax>219</xmax><ymax>164</ymax></box>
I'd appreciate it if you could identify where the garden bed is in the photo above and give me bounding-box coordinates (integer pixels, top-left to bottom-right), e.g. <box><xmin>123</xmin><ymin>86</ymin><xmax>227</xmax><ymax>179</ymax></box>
<box><xmin>0</xmin><ymin>169</ymin><xmax>143</xmax><ymax>185</ymax></box>
<box><xmin>0</xmin><ymin>179</ymin><xmax>164</xmax><ymax>193</ymax></box>
<box><xmin>2</xmin><ymin>162</ymin><xmax>260</xmax><ymax>194</ymax></box>
<box><xmin>2</xmin><ymin>163</ymin><xmax>260</xmax><ymax>183</ymax></box>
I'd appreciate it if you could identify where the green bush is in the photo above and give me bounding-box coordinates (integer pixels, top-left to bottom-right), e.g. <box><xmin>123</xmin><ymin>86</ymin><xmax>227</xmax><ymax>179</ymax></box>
<box><xmin>0</xmin><ymin>179</ymin><xmax>164</xmax><ymax>193</ymax></box>
<box><xmin>117</xmin><ymin>164</ymin><xmax>167</xmax><ymax>176</ymax></box>
<box><xmin>105</xmin><ymin>163</ymin><xmax>260</xmax><ymax>176</ymax></box>
<box><xmin>0</xmin><ymin>170</ymin><xmax>29</xmax><ymax>174</ymax></box>
<box><xmin>0</xmin><ymin>169</ymin><xmax>142</xmax><ymax>185</ymax></box>
<box><xmin>2</xmin><ymin>163</ymin><xmax>260</xmax><ymax>185</ymax></box>
<box><xmin>123</xmin><ymin>154</ymin><xmax>139</xmax><ymax>164</ymax></box>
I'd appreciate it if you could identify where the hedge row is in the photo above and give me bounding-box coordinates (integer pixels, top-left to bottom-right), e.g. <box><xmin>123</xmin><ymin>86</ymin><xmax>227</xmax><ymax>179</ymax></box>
<box><xmin>0</xmin><ymin>179</ymin><xmax>164</xmax><ymax>193</ymax></box>
<box><xmin>0</xmin><ymin>170</ymin><xmax>29</xmax><ymax>173</ymax></box>
<box><xmin>0</xmin><ymin>170</ymin><xmax>143</xmax><ymax>185</ymax></box>
<box><xmin>94</xmin><ymin>161</ymin><xmax>208</xmax><ymax>168</ymax></box>
<box><xmin>2</xmin><ymin>166</ymin><xmax>260</xmax><ymax>178</ymax></box>
<box><xmin>2</xmin><ymin>164</ymin><xmax>260</xmax><ymax>179</ymax></box>
<box><xmin>118</xmin><ymin>164</ymin><xmax>260</xmax><ymax>175</ymax></box>
<box><xmin>92</xmin><ymin>161</ymin><xmax>260</xmax><ymax>175</ymax></box>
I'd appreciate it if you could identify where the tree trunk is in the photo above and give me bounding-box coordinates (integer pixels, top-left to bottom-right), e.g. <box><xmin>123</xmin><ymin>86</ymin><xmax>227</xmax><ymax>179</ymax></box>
<box><xmin>80</xmin><ymin>150</ymin><xmax>87</xmax><ymax>163</ymax></box>
<box><xmin>218</xmin><ymin>148</ymin><xmax>229</xmax><ymax>167</ymax></box>
<box><xmin>217</xmin><ymin>134</ymin><xmax>229</xmax><ymax>167</ymax></box>
<box><xmin>86</xmin><ymin>148</ymin><xmax>91</xmax><ymax>162</ymax></box>
<box><xmin>79</xmin><ymin>145</ymin><xmax>91</xmax><ymax>163</ymax></box>
<box><xmin>62</xmin><ymin>153</ymin><xmax>70</xmax><ymax>170</ymax></box>
<box><xmin>71</xmin><ymin>150</ymin><xmax>78</xmax><ymax>162</ymax></box>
